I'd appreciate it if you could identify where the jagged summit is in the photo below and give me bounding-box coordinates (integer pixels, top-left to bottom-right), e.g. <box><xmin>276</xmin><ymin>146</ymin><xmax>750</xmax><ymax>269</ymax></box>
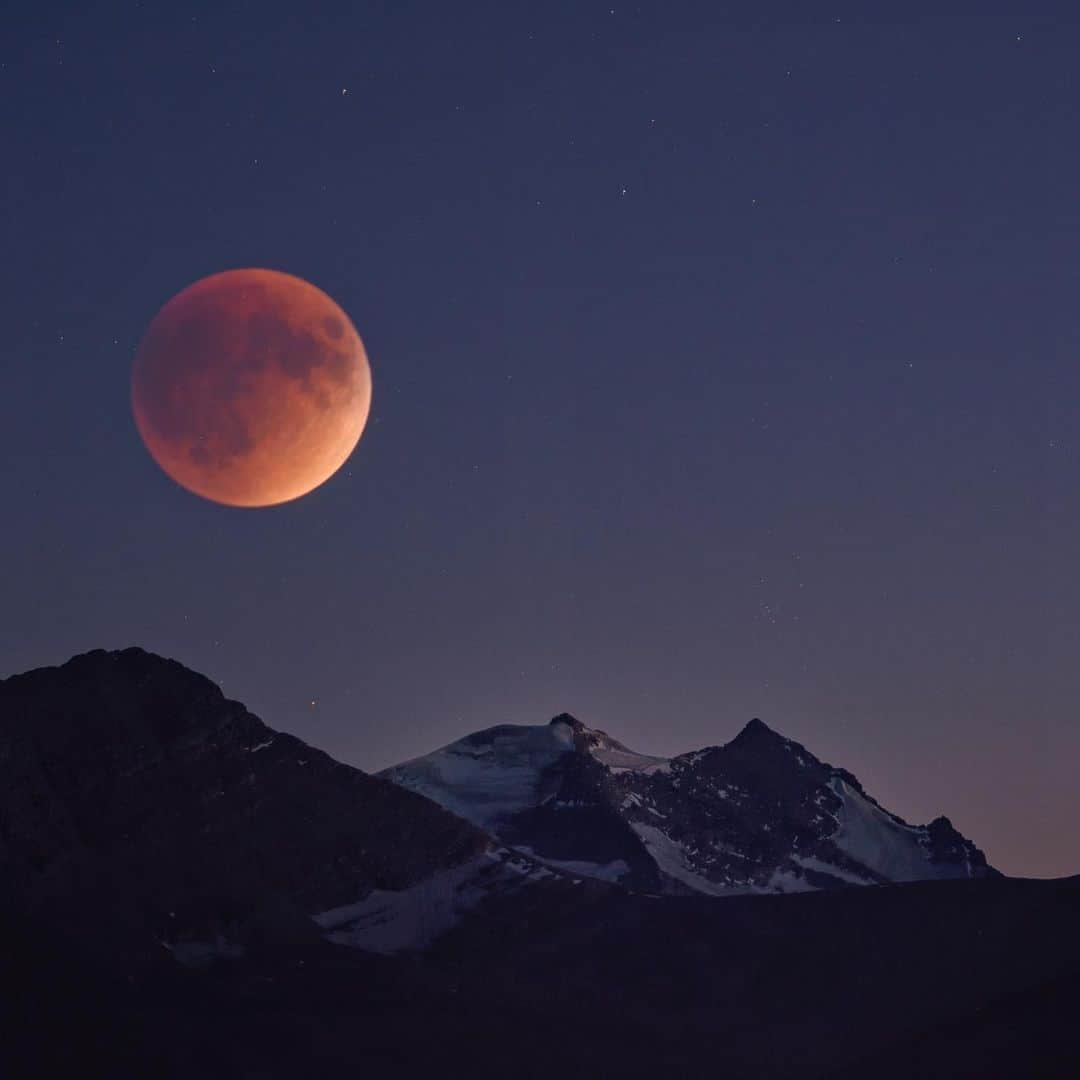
<box><xmin>383</xmin><ymin>710</ymin><xmax>996</xmax><ymax>896</ymax></box>
<box><xmin>549</xmin><ymin>712</ymin><xmax>582</xmax><ymax>728</ymax></box>
<box><xmin>727</xmin><ymin>715</ymin><xmax>793</xmax><ymax>748</ymax></box>
<box><xmin>742</xmin><ymin>716</ymin><xmax>772</xmax><ymax>735</ymax></box>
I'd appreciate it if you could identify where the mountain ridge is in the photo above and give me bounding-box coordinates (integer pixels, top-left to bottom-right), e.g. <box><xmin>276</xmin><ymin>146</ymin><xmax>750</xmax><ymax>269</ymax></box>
<box><xmin>0</xmin><ymin>647</ymin><xmax>551</xmax><ymax>966</ymax></box>
<box><xmin>382</xmin><ymin>710</ymin><xmax>995</xmax><ymax>895</ymax></box>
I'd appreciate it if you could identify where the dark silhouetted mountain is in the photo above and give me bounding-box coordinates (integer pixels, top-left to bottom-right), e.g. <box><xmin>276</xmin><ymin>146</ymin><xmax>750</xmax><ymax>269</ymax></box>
<box><xmin>0</xmin><ymin>648</ymin><xmax>545</xmax><ymax>971</ymax></box>
<box><xmin>382</xmin><ymin>712</ymin><xmax>994</xmax><ymax>894</ymax></box>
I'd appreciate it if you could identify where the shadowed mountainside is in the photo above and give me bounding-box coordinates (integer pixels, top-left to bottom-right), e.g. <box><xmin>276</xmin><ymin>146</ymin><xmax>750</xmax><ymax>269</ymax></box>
<box><xmin>0</xmin><ymin>648</ymin><xmax>501</xmax><ymax>971</ymax></box>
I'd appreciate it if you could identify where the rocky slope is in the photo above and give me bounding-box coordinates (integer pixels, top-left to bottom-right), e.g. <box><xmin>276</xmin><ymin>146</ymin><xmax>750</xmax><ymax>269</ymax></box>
<box><xmin>382</xmin><ymin>712</ymin><xmax>995</xmax><ymax>894</ymax></box>
<box><xmin>0</xmin><ymin>648</ymin><xmax>545</xmax><ymax>967</ymax></box>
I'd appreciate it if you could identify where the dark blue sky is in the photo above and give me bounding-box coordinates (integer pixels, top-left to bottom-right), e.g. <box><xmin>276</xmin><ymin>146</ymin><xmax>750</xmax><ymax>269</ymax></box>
<box><xmin>4</xmin><ymin>5</ymin><xmax>1079</xmax><ymax>876</ymax></box>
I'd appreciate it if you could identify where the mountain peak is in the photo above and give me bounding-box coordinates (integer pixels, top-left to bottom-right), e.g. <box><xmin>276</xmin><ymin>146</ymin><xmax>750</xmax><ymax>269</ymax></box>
<box><xmin>730</xmin><ymin>717</ymin><xmax>787</xmax><ymax>746</ymax></box>
<box><xmin>550</xmin><ymin>713</ymin><xmax>584</xmax><ymax>730</ymax></box>
<box><xmin>384</xmin><ymin>708</ymin><xmax>995</xmax><ymax>897</ymax></box>
<box><xmin>1</xmin><ymin>648</ymin><xmax>509</xmax><ymax>963</ymax></box>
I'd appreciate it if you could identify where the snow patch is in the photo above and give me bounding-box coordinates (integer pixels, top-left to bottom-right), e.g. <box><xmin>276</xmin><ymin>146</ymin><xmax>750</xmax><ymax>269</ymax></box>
<box><xmin>381</xmin><ymin>724</ymin><xmax>573</xmax><ymax>828</ymax></box>
<box><xmin>792</xmin><ymin>853</ymin><xmax>874</xmax><ymax>886</ymax></box>
<box><xmin>593</xmin><ymin>745</ymin><xmax>670</xmax><ymax>774</ymax></box>
<box><xmin>314</xmin><ymin>849</ymin><xmax>544</xmax><ymax>954</ymax></box>
<box><xmin>830</xmin><ymin>778</ymin><xmax>954</xmax><ymax>882</ymax></box>
<box><xmin>513</xmin><ymin>846</ymin><xmax>631</xmax><ymax>884</ymax></box>
<box><xmin>631</xmin><ymin>823</ymin><xmax>738</xmax><ymax>897</ymax></box>
<box><xmin>765</xmin><ymin>869</ymin><xmax>815</xmax><ymax>894</ymax></box>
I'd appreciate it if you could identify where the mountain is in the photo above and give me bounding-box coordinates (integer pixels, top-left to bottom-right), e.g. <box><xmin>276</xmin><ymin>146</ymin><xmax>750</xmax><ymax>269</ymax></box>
<box><xmin>0</xmin><ymin>647</ymin><xmax>549</xmax><ymax>967</ymax></box>
<box><xmin>1</xmin><ymin>649</ymin><xmax>1077</xmax><ymax>1079</ymax></box>
<box><xmin>382</xmin><ymin>712</ymin><xmax>995</xmax><ymax>895</ymax></box>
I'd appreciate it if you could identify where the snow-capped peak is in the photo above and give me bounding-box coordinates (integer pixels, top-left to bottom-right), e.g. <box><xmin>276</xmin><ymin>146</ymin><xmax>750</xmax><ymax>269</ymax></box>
<box><xmin>380</xmin><ymin>721</ymin><xmax>575</xmax><ymax>828</ymax></box>
<box><xmin>547</xmin><ymin>713</ymin><xmax>671</xmax><ymax>774</ymax></box>
<box><xmin>382</xmin><ymin>713</ymin><xmax>996</xmax><ymax>899</ymax></box>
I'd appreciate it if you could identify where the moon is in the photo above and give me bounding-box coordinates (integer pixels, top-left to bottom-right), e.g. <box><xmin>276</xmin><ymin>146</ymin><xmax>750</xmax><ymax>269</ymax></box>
<box><xmin>132</xmin><ymin>268</ymin><xmax>372</xmax><ymax>507</ymax></box>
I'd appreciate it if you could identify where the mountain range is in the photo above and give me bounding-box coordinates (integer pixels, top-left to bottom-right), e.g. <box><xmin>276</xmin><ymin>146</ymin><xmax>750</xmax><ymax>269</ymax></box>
<box><xmin>382</xmin><ymin>712</ymin><xmax>994</xmax><ymax>896</ymax></box>
<box><xmin>2</xmin><ymin>648</ymin><xmax>1077</xmax><ymax>1079</ymax></box>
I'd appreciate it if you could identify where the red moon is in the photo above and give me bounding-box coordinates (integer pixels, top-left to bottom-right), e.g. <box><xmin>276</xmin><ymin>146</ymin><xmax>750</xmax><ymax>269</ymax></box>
<box><xmin>132</xmin><ymin>268</ymin><xmax>371</xmax><ymax>507</ymax></box>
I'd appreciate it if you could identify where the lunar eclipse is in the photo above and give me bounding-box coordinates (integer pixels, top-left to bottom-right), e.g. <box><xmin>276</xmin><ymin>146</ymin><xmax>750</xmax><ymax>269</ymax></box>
<box><xmin>132</xmin><ymin>268</ymin><xmax>371</xmax><ymax>507</ymax></box>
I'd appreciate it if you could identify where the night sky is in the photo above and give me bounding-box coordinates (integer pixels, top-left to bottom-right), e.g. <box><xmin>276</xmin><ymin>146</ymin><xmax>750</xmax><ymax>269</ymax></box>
<box><xmin>4</xmin><ymin>7</ymin><xmax>1079</xmax><ymax>878</ymax></box>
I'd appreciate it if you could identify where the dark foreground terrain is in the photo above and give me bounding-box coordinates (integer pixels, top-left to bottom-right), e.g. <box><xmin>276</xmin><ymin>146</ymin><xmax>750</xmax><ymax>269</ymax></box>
<box><xmin>6</xmin><ymin>875</ymin><xmax>1080</xmax><ymax>1079</ymax></box>
<box><xmin>3</xmin><ymin>649</ymin><xmax>1079</xmax><ymax>1078</ymax></box>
